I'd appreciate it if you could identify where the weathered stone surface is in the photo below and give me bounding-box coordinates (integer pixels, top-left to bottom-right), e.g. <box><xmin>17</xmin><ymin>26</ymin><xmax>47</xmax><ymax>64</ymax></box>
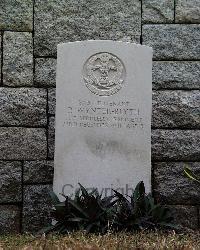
<box><xmin>176</xmin><ymin>0</ymin><xmax>200</xmax><ymax>23</ymax></box>
<box><xmin>34</xmin><ymin>0</ymin><xmax>141</xmax><ymax>56</ymax></box>
<box><xmin>143</xmin><ymin>0</ymin><xmax>174</xmax><ymax>23</ymax></box>
<box><xmin>0</xmin><ymin>88</ymin><xmax>47</xmax><ymax>126</ymax></box>
<box><xmin>0</xmin><ymin>0</ymin><xmax>33</xmax><ymax>31</ymax></box>
<box><xmin>53</xmin><ymin>41</ymin><xmax>152</xmax><ymax>199</ymax></box>
<box><xmin>0</xmin><ymin>205</ymin><xmax>20</xmax><ymax>234</ymax></box>
<box><xmin>24</xmin><ymin>161</ymin><xmax>54</xmax><ymax>184</ymax></box>
<box><xmin>0</xmin><ymin>34</ymin><xmax>1</xmax><ymax>83</ymax></box>
<box><xmin>22</xmin><ymin>185</ymin><xmax>52</xmax><ymax>233</ymax></box>
<box><xmin>153</xmin><ymin>61</ymin><xmax>200</xmax><ymax>89</ymax></box>
<box><xmin>0</xmin><ymin>161</ymin><xmax>22</xmax><ymax>203</ymax></box>
<box><xmin>154</xmin><ymin>162</ymin><xmax>200</xmax><ymax>205</ymax></box>
<box><xmin>168</xmin><ymin>205</ymin><xmax>198</xmax><ymax>230</ymax></box>
<box><xmin>143</xmin><ymin>25</ymin><xmax>200</xmax><ymax>60</ymax></box>
<box><xmin>48</xmin><ymin>117</ymin><xmax>55</xmax><ymax>159</ymax></box>
<box><xmin>152</xmin><ymin>130</ymin><xmax>200</xmax><ymax>161</ymax></box>
<box><xmin>0</xmin><ymin>128</ymin><xmax>47</xmax><ymax>160</ymax></box>
<box><xmin>3</xmin><ymin>32</ymin><xmax>33</xmax><ymax>86</ymax></box>
<box><xmin>35</xmin><ymin>58</ymin><xmax>56</xmax><ymax>87</ymax></box>
<box><xmin>152</xmin><ymin>91</ymin><xmax>200</xmax><ymax>128</ymax></box>
<box><xmin>48</xmin><ymin>88</ymin><xmax>56</xmax><ymax>115</ymax></box>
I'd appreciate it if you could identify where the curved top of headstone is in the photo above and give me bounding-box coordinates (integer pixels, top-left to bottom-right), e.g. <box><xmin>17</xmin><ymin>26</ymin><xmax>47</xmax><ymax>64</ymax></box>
<box><xmin>57</xmin><ymin>40</ymin><xmax>153</xmax><ymax>53</ymax></box>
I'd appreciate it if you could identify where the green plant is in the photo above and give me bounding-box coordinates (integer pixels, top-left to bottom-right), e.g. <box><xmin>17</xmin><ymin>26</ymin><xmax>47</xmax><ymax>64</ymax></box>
<box><xmin>184</xmin><ymin>167</ymin><xmax>200</xmax><ymax>184</ymax></box>
<box><xmin>112</xmin><ymin>182</ymin><xmax>175</xmax><ymax>231</ymax></box>
<box><xmin>42</xmin><ymin>182</ymin><xmax>177</xmax><ymax>234</ymax></box>
<box><xmin>44</xmin><ymin>184</ymin><xmax>117</xmax><ymax>234</ymax></box>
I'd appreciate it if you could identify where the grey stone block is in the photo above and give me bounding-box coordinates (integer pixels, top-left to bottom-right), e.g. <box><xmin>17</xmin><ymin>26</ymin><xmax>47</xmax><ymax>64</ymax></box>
<box><xmin>0</xmin><ymin>161</ymin><xmax>22</xmax><ymax>203</ymax></box>
<box><xmin>0</xmin><ymin>128</ymin><xmax>47</xmax><ymax>160</ymax></box>
<box><xmin>35</xmin><ymin>58</ymin><xmax>56</xmax><ymax>87</ymax></box>
<box><xmin>168</xmin><ymin>205</ymin><xmax>198</xmax><ymax>230</ymax></box>
<box><xmin>24</xmin><ymin>161</ymin><xmax>54</xmax><ymax>184</ymax></box>
<box><xmin>176</xmin><ymin>0</ymin><xmax>200</xmax><ymax>23</ymax></box>
<box><xmin>34</xmin><ymin>0</ymin><xmax>141</xmax><ymax>56</ymax></box>
<box><xmin>143</xmin><ymin>25</ymin><xmax>200</xmax><ymax>60</ymax></box>
<box><xmin>153</xmin><ymin>61</ymin><xmax>200</xmax><ymax>90</ymax></box>
<box><xmin>152</xmin><ymin>91</ymin><xmax>200</xmax><ymax>128</ymax></box>
<box><xmin>3</xmin><ymin>32</ymin><xmax>33</xmax><ymax>86</ymax></box>
<box><xmin>154</xmin><ymin>162</ymin><xmax>200</xmax><ymax>205</ymax></box>
<box><xmin>0</xmin><ymin>88</ymin><xmax>47</xmax><ymax>126</ymax></box>
<box><xmin>0</xmin><ymin>0</ymin><xmax>33</xmax><ymax>31</ymax></box>
<box><xmin>152</xmin><ymin>130</ymin><xmax>200</xmax><ymax>161</ymax></box>
<box><xmin>0</xmin><ymin>205</ymin><xmax>20</xmax><ymax>234</ymax></box>
<box><xmin>48</xmin><ymin>88</ymin><xmax>56</xmax><ymax>115</ymax></box>
<box><xmin>0</xmin><ymin>34</ymin><xmax>1</xmax><ymax>83</ymax></box>
<box><xmin>22</xmin><ymin>185</ymin><xmax>52</xmax><ymax>233</ymax></box>
<box><xmin>143</xmin><ymin>0</ymin><xmax>174</xmax><ymax>23</ymax></box>
<box><xmin>48</xmin><ymin>117</ymin><xmax>55</xmax><ymax>159</ymax></box>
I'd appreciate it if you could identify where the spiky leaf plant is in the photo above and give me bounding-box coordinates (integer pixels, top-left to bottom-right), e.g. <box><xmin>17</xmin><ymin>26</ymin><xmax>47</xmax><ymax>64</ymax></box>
<box><xmin>41</xmin><ymin>182</ymin><xmax>177</xmax><ymax>234</ymax></box>
<box><xmin>43</xmin><ymin>184</ymin><xmax>117</xmax><ymax>234</ymax></box>
<box><xmin>111</xmin><ymin>182</ymin><xmax>176</xmax><ymax>231</ymax></box>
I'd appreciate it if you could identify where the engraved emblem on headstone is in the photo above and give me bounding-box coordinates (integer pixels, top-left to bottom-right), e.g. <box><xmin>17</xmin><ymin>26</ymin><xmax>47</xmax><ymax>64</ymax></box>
<box><xmin>83</xmin><ymin>52</ymin><xmax>125</xmax><ymax>96</ymax></box>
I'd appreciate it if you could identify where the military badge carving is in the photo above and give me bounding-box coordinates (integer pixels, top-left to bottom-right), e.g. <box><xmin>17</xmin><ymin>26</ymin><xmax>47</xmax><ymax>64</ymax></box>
<box><xmin>83</xmin><ymin>52</ymin><xmax>125</xmax><ymax>96</ymax></box>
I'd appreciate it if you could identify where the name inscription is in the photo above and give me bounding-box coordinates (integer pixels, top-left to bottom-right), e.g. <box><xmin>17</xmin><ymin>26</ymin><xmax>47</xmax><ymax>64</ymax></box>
<box><xmin>63</xmin><ymin>100</ymin><xmax>144</xmax><ymax>130</ymax></box>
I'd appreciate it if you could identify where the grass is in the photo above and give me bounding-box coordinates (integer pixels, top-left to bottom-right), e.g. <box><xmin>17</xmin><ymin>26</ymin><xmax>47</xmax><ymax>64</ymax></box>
<box><xmin>0</xmin><ymin>231</ymin><xmax>200</xmax><ymax>250</ymax></box>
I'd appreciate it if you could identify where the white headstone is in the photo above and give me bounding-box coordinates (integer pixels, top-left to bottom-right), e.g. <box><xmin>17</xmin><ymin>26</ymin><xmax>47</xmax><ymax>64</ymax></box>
<box><xmin>53</xmin><ymin>40</ymin><xmax>152</xmax><ymax>199</ymax></box>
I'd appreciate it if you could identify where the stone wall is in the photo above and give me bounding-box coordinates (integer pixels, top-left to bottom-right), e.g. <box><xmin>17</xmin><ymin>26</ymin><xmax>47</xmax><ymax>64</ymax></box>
<box><xmin>0</xmin><ymin>0</ymin><xmax>199</xmax><ymax>233</ymax></box>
